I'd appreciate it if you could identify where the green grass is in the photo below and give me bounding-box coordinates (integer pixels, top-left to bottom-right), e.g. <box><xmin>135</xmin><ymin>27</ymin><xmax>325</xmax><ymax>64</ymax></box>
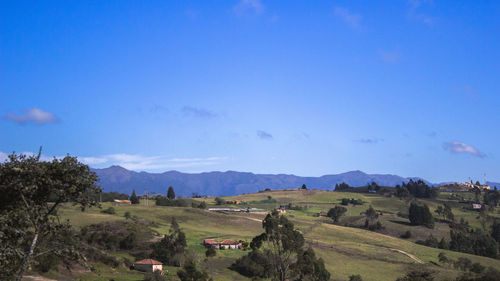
<box><xmin>53</xmin><ymin>190</ymin><xmax>500</xmax><ymax>281</ymax></box>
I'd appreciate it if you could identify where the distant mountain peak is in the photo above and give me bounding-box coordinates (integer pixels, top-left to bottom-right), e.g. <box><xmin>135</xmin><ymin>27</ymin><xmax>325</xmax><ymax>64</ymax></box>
<box><xmin>92</xmin><ymin>166</ymin><xmax>433</xmax><ymax>196</ymax></box>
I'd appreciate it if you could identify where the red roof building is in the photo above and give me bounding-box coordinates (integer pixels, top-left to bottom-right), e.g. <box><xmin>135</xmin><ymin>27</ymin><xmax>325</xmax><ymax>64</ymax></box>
<box><xmin>133</xmin><ymin>259</ymin><xmax>163</xmax><ymax>272</ymax></box>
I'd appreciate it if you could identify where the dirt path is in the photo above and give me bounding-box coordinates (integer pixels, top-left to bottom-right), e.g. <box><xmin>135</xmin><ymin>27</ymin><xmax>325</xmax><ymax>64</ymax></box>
<box><xmin>233</xmin><ymin>213</ymin><xmax>424</xmax><ymax>264</ymax></box>
<box><xmin>23</xmin><ymin>275</ymin><xmax>57</xmax><ymax>281</ymax></box>
<box><xmin>388</xmin><ymin>248</ymin><xmax>424</xmax><ymax>264</ymax></box>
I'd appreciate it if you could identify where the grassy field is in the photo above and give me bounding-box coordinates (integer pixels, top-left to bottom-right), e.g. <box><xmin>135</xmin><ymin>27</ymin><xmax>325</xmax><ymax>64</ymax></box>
<box><xmin>35</xmin><ymin>189</ymin><xmax>500</xmax><ymax>281</ymax></box>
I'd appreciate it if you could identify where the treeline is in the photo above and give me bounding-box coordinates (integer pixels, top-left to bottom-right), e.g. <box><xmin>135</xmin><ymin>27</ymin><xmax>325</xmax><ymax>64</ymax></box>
<box><xmin>416</xmin><ymin>218</ymin><xmax>500</xmax><ymax>259</ymax></box>
<box><xmin>395</xmin><ymin>179</ymin><xmax>439</xmax><ymax>199</ymax></box>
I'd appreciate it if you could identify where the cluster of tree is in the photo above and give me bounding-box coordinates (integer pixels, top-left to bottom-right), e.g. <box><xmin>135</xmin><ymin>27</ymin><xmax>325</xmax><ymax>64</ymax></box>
<box><xmin>191</xmin><ymin>201</ymin><xmax>207</xmax><ymax>209</ymax></box>
<box><xmin>395</xmin><ymin>179</ymin><xmax>439</xmax><ymax>199</ymax></box>
<box><xmin>177</xmin><ymin>259</ymin><xmax>212</xmax><ymax>281</ymax></box>
<box><xmin>155</xmin><ymin>197</ymin><xmax>189</xmax><ymax>207</ymax></box>
<box><xmin>367</xmin><ymin>181</ymin><xmax>380</xmax><ymax>192</ymax></box>
<box><xmin>437</xmin><ymin>253</ymin><xmax>500</xmax><ymax>281</ymax></box>
<box><xmin>95</xmin><ymin>191</ymin><xmax>129</xmax><ymax>202</ymax></box>
<box><xmin>286</xmin><ymin>203</ymin><xmax>307</xmax><ymax>211</ymax></box>
<box><xmin>335</xmin><ymin>182</ymin><xmax>350</xmax><ymax>191</ymax></box>
<box><xmin>435</xmin><ymin>204</ymin><xmax>455</xmax><ymax>222</ymax></box>
<box><xmin>80</xmin><ymin>221</ymin><xmax>145</xmax><ymax>251</ymax></box>
<box><xmin>230</xmin><ymin>210</ymin><xmax>330</xmax><ymax>281</ymax></box>
<box><xmin>327</xmin><ymin>206</ymin><xmax>347</xmax><ymax>224</ymax></box>
<box><xmin>416</xmin><ymin>234</ymin><xmax>449</xmax><ymax>250</ymax></box>
<box><xmin>364</xmin><ymin>205</ymin><xmax>383</xmax><ymax>231</ymax></box>
<box><xmin>341</xmin><ymin>198</ymin><xmax>363</xmax><ymax>205</ymax></box>
<box><xmin>447</xmin><ymin>219</ymin><xmax>499</xmax><ymax>259</ymax></box>
<box><xmin>394</xmin><ymin>265</ymin><xmax>500</xmax><ymax>281</ymax></box>
<box><xmin>483</xmin><ymin>187</ymin><xmax>500</xmax><ymax>208</ymax></box>
<box><xmin>409</xmin><ymin>202</ymin><xmax>434</xmax><ymax>228</ymax></box>
<box><xmin>150</xmin><ymin>218</ymin><xmax>187</xmax><ymax>266</ymax></box>
<box><xmin>0</xmin><ymin>151</ymin><xmax>101</xmax><ymax>281</ymax></box>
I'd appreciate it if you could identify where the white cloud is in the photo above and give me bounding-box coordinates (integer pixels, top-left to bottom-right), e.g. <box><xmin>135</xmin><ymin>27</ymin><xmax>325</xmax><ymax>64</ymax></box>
<box><xmin>0</xmin><ymin>151</ymin><xmax>227</xmax><ymax>171</ymax></box>
<box><xmin>233</xmin><ymin>0</ymin><xmax>264</xmax><ymax>15</ymax></box>
<box><xmin>4</xmin><ymin>108</ymin><xmax>58</xmax><ymax>125</ymax></box>
<box><xmin>334</xmin><ymin>7</ymin><xmax>362</xmax><ymax>29</ymax></box>
<box><xmin>80</xmin><ymin>157</ymin><xmax>109</xmax><ymax>165</ymax></box>
<box><xmin>443</xmin><ymin>141</ymin><xmax>485</xmax><ymax>158</ymax></box>
<box><xmin>81</xmin><ymin>154</ymin><xmax>227</xmax><ymax>171</ymax></box>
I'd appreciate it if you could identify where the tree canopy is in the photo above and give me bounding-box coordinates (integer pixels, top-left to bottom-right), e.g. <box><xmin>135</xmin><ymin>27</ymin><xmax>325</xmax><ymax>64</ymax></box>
<box><xmin>167</xmin><ymin>186</ymin><xmax>176</xmax><ymax>200</ymax></box>
<box><xmin>409</xmin><ymin>202</ymin><xmax>434</xmax><ymax>228</ymax></box>
<box><xmin>327</xmin><ymin>206</ymin><xmax>347</xmax><ymax>224</ymax></box>
<box><xmin>0</xmin><ymin>151</ymin><xmax>101</xmax><ymax>280</ymax></box>
<box><xmin>234</xmin><ymin>210</ymin><xmax>329</xmax><ymax>281</ymax></box>
<box><xmin>130</xmin><ymin>189</ymin><xmax>140</xmax><ymax>204</ymax></box>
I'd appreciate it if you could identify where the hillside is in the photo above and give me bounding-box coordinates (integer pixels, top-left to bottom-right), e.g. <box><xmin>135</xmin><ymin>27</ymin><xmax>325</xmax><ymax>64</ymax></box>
<box><xmin>34</xmin><ymin>189</ymin><xmax>500</xmax><ymax>281</ymax></box>
<box><xmin>92</xmin><ymin>166</ymin><xmax>429</xmax><ymax>196</ymax></box>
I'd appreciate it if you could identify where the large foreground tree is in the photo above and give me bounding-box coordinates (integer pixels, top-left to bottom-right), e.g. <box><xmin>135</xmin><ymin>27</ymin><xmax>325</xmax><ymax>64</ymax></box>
<box><xmin>0</xmin><ymin>151</ymin><xmax>101</xmax><ymax>280</ymax></box>
<box><xmin>247</xmin><ymin>210</ymin><xmax>330</xmax><ymax>281</ymax></box>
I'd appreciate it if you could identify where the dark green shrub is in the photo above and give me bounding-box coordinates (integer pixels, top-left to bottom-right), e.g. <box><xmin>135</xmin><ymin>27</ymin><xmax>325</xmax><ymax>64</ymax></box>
<box><xmin>101</xmin><ymin>207</ymin><xmax>116</xmax><ymax>214</ymax></box>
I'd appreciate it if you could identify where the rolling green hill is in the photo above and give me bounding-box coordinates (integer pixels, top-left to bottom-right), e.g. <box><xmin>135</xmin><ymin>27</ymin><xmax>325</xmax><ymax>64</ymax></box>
<box><xmin>31</xmin><ymin>189</ymin><xmax>500</xmax><ymax>281</ymax></box>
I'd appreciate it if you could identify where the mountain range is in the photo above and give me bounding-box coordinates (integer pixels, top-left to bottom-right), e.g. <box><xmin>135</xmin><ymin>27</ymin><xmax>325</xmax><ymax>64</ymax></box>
<box><xmin>92</xmin><ymin>166</ymin><xmax>485</xmax><ymax>197</ymax></box>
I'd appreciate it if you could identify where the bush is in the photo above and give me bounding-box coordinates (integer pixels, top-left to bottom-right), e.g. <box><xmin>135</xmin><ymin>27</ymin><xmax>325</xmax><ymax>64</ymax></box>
<box><xmin>230</xmin><ymin>250</ymin><xmax>274</xmax><ymax>278</ymax></box>
<box><xmin>101</xmin><ymin>207</ymin><xmax>116</xmax><ymax>214</ymax></box>
<box><xmin>395</xmin><ymin>269</ymin><xmax>435</xmax><ymax>281</ymax></box>
<box><xmin>215</xmin><ymin>197</ymin><xmax>225</xmax><ymax>205</ymax></box>
<box><xmin>470</xmin><ymin>262</ymin><xmax>485</xmax><ymax>274</ymax></box>
<box><xmin>400</xmin><ymin>230</ymin><xmax>412</xmax><ymax>239</ymax></box>
<box><xmin>143</xmin><ymin>270</ymin><xmax>166</xmax><ymax>281</ymax></box>
<box><xmin>349</xmin><ymin>274</ymin><xmax>363</xmax><ymax>281</ymax></box>
<box><xmin>454</xmin><ymin>257</ymin><xmax>472</xmax><ymax>271</ymax></box>
<box><xmin>119</xmin><ymin>233</ymin><xmax>137</xmax><ymax>250</ymax></box>
<box><xmin>416</xmin><ymin>234</ymin><xmax>438</xmax><ymax>248</ymax></box>
<box><xmin>438</xmin><ymin>252</ymin><xmax>450</xmax><ymax>264</ymax></box>
<box><xmin>205</xmin><ymin>247</ymin><xmax>216</xmax><ymax>258</ymax></box>
<box><xmin>156</xmin><ymin>196</ymin><xmax>189</xmax><ymax>207</ymax></box>
<box><xmin>367</xmin><ymin>221</ymin><xmax>384</xmax><ymax>231</ymax></box>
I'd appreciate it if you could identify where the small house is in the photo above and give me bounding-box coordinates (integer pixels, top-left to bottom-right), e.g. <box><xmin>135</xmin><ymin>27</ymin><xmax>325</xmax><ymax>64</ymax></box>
<box><xmin>113</xmin><ymin>199</ymin><xmax>132</xmax><ymax>205</ymax></box>
<box><xmin>319</xmin><ymin>212</ymin><xmax>328</xmax><ymax>217</ymax></box>
<box><xmin>472</xmin><ymin>203</ymin><xmax>482</xmax><ymax>210</ymax></box>
<box><xmin>204</xmin><ymin>239</ymin><xmax>220</xmax><ymax>249</ymax></box>
<box><xmin>220</xmin><ymin>240</ymin><xmax>242</xmax><ymax>250</ymax></box>
<box><xmin>133</xmin><ymin>259</ymin><xmax>162</xmax><ymax>272</ymax></box>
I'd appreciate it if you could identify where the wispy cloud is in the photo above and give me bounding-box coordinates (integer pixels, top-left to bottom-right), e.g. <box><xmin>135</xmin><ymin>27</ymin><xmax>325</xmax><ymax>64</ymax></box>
<box><xmin>3</xmin><ymin>108</ymin><xmax>58</xmax><ymax>125</ymax></box>
<box><xmin>0</xmin><ymin>151</ymin><xmax>227</xmax><ymax>171</ymax></box>
<box><xmin>443</xmin><ymin>141</ymin><xmax>485</xmax><ymax>158</ymax></box>
<box><xmin>182</xmin><ymin>106</ymin><xmax>217</xmax><ymax>118</ymax></box>
<box><xmin>407</xmin><ymin>0</ymin><xmax>434</xmax><ymax>26</ymax></box>
<box><xmin>354</xmin><ymin>137</ymin><xmax>382</xmax><ymax>144</ymax></box>
<box><xmin>233</xmin><ymin>0</ymin><xmax>264</xmax><ymax>16</ymax></box>
<box><xmin>257</xmin><ymin>130</ymin><xmax>273</xmax><ymax>140</ymax></box>
<box><xmin>334</xmin><ymin>7</ymin><xmax>362</xmax><ymax>29</ymax></box>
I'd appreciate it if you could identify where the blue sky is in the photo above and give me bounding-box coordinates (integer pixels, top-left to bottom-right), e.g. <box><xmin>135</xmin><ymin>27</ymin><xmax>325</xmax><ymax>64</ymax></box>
<box><xmin>1</xmin><ymin>0</ymin><xmax>499</xmax><ymax>183</ymax></box>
